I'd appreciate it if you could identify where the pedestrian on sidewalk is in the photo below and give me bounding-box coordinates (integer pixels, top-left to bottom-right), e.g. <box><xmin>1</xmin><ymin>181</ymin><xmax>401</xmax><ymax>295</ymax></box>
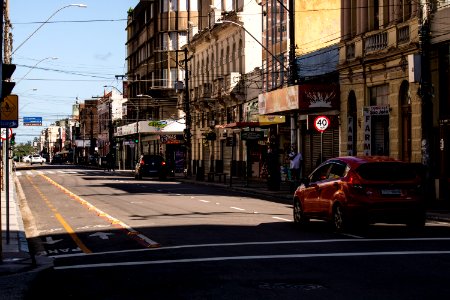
<box><xmin>288</xmin><ymin>147</ymin><xmax>302</xmax><ymax>182</ymax></box>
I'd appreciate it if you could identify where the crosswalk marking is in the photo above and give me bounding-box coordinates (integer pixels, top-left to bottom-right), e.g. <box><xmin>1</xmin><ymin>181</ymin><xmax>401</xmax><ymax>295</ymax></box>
<box><xmin>15</xmin><ymin>170</ymin><xmax>101</xmax><ymax>177</ymax></box>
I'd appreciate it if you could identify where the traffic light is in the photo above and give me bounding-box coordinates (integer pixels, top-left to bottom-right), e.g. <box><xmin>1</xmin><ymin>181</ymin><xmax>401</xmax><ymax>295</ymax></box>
<box><xmin>2</xmin><ymin>63</ymin><xmax>16</xmax><ymax>99</ymax></box>
<box><xmin>134</xmin><ymin>137</ymin><xmax>139</xmax><ymax>143</ymax></box>
<box><xmin>10</xmin><ymin>133</ymin><xmax>16</xmax><ymax>145</ymax></box>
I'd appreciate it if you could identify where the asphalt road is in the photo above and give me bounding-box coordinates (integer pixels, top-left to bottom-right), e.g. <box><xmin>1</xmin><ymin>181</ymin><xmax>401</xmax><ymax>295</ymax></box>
<box><xmin>15</xmin><ymin>164</ymin><xmax>450</xmax><ymax>299</ymax></box>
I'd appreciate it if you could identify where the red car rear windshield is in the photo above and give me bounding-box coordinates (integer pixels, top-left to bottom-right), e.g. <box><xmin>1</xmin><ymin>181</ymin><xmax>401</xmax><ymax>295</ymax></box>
<box><xmin>356</xmin><ymin>162</ymin><xmax>420</xmax><ymax>181</ymax></box>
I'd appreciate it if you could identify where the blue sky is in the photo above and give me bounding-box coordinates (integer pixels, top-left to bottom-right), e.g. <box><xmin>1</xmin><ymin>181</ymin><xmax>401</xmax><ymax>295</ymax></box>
<box><xmin>9</xmin><ymin>0</ymin><xmax>138</xmax><ymax>144</ymax></box>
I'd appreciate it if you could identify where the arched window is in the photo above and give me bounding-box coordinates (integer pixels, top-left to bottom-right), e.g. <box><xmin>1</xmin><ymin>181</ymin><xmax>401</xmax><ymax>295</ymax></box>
<box><xmin>238</xmin><ymin>39</ymin><xmax>243</xmax><ymax>74</ymax></box>
<box><xmin>226</xmin><ymin>46</ymin><xmax>230</xmax><ymax>74</ymax></box>
<box><xmin>232</xmin><ymin>43</ymin><xmax>236</xmax><ymax>72</ymax></box>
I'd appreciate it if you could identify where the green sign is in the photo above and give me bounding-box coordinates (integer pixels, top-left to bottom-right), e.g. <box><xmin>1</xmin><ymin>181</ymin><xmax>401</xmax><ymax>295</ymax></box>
<box><xmin>148</xmin><ymin>120</ymin><xmax>167</xmax><ymax>128</ymax></box>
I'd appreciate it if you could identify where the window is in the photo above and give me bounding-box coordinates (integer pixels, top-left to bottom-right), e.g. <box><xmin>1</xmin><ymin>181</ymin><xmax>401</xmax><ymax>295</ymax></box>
<box><xmin>328</xmin><ymin>163</ymin><xmax>348</xmax><ymax>179</ymax></box>
<box><xmin>310</xmin><ymin>164</ymin><xmax>332</xmax><ymax>182</ymax></box>
<box><xmin>369</xmin><ymin>84</ymin><xmax>389</xmax><ymax>105</ymax></box>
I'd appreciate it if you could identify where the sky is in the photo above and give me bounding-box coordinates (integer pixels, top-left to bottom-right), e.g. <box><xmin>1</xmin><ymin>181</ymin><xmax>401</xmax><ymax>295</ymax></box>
<box><xmin>8</xmin><ymin>0</ymin><xmax>139</xmax><ymax>144</ymax></box>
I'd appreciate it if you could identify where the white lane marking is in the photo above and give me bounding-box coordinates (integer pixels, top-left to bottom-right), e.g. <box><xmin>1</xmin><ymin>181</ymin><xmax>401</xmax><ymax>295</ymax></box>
<box><xmin>199</xmin><ymin>200</ymin><xmax>210</xmax><ymax>203</ymax></box>
<box><xmin>26</xmin><ymin>171</ymin><xmax>33</xmax><ymax>175</ymax></box>
<box><xmin>47</xmin><ymin>171</ymin><xmax>55</xmax><ymax>174</ymax></box>
<box><xmin>37</xmin><ymin>171</ymin><xmax>44</xmax><ymax>175</ymax></box>
<box><xmin>16</xmin><ymin>171</ymin><xmax>22</xmax><ymax>176</ymax></box>
<box><xmin>54</xmin><ymin>237</ymin><xmax>450</xmax><ymax>259</ymax></box>
<box><xmin>272</xmin><ymin>216</ymin><xmax>292</xmax><ymax>222</ymax></box>
<box><xmin>55</xmin><ymin>250</ymin><xmax>450</xmax><ymax>270</ymax></box>
<box><xmin>340</xmin><ymin>233</ymin><xmax>364</xmax><ymax>239</ymax></box>
<box><xmin>230</xmin><ymin>207</ymin><xmax>245</xmax><ymax>211</ymax></box>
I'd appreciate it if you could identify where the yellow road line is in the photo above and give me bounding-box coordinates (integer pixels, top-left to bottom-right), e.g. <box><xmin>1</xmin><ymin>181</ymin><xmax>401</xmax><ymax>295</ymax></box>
<box><xmin>27</xmin><ymin>176</ymin><xmax>92</xmax><ymax>254</ymax></box>
<box><xmin>55</xmin><ymin>213</ymin><xmax>92</xmax><ymax>253</ymax></box>
<box><xmin>40</xmin><ymin>174</ymin><xmax>160</xmax><ymax>248</ymax></box>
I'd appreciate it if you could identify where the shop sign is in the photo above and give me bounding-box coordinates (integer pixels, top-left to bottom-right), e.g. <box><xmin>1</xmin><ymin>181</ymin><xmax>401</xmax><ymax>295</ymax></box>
<box><xmin>258</xmin><ymin>115</ymin><xmax>286</xmax><ymax>125</ymax></box>
<box><xmin>363</xmin><ymin>110</ymin><xmax>371</xmax><ymax>156</ymax></box>
<box><xmin>148</xmin><ymin>120</ymin><xmax>168</xmax><ymax>128</ymax></box>
<box><xmin>365</xmin><ymin>105</ymin><xmax>390</xmax><ymax>116</ymax></box>
<box><xmin>241</xmin><ymin>131</ymin><xmax>264</xmax><ymax>140</ymax></box>
<box><xmin>160</xmin><ymin>134</ymin><xmax>181</xmax><ymax>144</ymax></box>
<box><xmin>298</xmin><ymin>83</ymin><xmax>339</xmax><ymax>110</ymax></box>
<box><xmin>258</xmin><ymin>85</ymin><xmax>299</xmax><ymax>115</ymax></box>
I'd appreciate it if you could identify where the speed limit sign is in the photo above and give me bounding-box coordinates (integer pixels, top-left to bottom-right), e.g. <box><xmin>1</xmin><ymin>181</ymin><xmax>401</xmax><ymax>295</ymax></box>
<box><xmin>1</xmin><ymin>128</ymin><xmax>13</xmax><ymax>140</ymax></box>
<box><xmin>314</xmin><ymin>116</ymin><xmax>330</xmax><ymax>132</ymax></box>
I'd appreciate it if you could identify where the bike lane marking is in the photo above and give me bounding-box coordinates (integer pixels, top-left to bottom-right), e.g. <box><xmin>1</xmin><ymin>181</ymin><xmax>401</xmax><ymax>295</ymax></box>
<box><xmin>40</xmin><ymin>174</ymin><xmax>160</xmax><ymax>248</ymax></box>
<box><xmin>28</xmin><ymin>176</ymin><xmax>92</xmax><ymax>254</ymax></box>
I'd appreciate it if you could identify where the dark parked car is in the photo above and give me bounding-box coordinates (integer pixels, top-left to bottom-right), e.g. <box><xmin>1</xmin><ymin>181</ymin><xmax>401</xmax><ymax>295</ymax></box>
<box><xmin>293</xmin><ymin>156</ymin><xmax>426</xmax><ymax>231</ymax></box>
<box><xmin>134</xmin><ymin>154</ymin><xmax>168</xmax><ymax>180</ymax></box>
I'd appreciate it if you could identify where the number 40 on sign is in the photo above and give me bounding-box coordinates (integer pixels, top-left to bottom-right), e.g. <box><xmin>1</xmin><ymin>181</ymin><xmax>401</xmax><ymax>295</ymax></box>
<box><xmin>314</xmin><ymin>116</ymin><xmax>330</xmax><ymax>133</ymax></box>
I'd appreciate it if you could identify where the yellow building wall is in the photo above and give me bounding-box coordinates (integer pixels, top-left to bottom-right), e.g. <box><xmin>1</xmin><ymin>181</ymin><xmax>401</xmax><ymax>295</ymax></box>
<box><xmin>296</xmin><ymin>0</ymin><xmax>341</xmax><ymax>54</ymax></box>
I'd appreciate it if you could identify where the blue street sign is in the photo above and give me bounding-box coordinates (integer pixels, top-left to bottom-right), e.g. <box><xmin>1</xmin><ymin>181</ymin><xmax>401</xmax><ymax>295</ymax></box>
<box><xmin>23</xmin><ymin>116</ymin><xmax>42</xmax><ymax>126</ymax></box>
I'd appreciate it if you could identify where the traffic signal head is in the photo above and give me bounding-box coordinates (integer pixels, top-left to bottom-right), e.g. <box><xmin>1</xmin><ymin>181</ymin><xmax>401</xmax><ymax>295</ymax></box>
<box><xmin>2</xmin><ymin>63</ymin><xmax>16</xmax><ymax>99</ymax></box>
<box><xmin>10</xmin><ymin>133</ymin><xmax>16</xmax><ymax>145</ymax></box>
<box><xmin>134</xmin><ymin>137</ymin><xmax>139</xmax><ymax>143</ymax></box>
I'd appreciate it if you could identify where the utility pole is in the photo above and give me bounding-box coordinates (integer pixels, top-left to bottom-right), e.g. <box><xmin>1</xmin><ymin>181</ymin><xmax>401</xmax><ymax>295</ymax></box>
<box><xmin>288</xmin><ymin>0</ymin><xmax>298</xmax><ymax>152</ymax></box>
<box><xmin>184</xmin><ymin>48</ymin><xmax>192</xmax><ymax>177</ymax></box>
<box><xmin>419</xmin><ymin>1</ymin><xmax>433</xmax><ymax>197</ymax></box>
<box><xmin>0</xmin><ymin>0</ymin><xmax>4</xmax><ymax>260</ymax></box>
<box><xmin>419</xmin><ymin>2</ymin><xmax>432</xmax><ymax>170</ymax></box>
<box><xmin>3</xmin><ymin>0</ymin><xmax>11</xmax><ymax>64</ymax></box>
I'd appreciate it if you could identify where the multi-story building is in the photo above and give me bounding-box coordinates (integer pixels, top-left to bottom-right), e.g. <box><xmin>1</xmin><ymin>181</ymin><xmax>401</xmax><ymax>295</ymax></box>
<box><xmin>431</xmin><ymin>1</ymin><xmax>450</xmax><ymax>201</ymax></box>
<box><xmin>257</xmin><ymin>0</ymin><xmax>341</xmax><ymax>177</ymax></box>
<box><xmin>338</xmin><ymin>0</ymin><xmax>422</xmax><ymax>162</ymax></box>
<box><xmin>74</xmin><ymin>100</ymin><xmax>98</xmax><ymax>164</ymax></box>
<box><xmin>120</xmin><ymin>0</ymin><xmax>197</xmax><ymax>171</ymax></box>
<box><xmin>97</xmin><ymin>88</ymin><xmax>126</xmax><ymax>159</ymax></box>
<box><xmin>186</xmin><ymin>3</ymin><xmax>263</xmax><ymax>179</ymax></box>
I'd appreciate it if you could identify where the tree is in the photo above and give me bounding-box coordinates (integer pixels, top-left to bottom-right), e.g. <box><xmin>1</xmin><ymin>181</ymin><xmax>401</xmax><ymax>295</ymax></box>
<box><xmin>13</xmin><ymin>141</ymin><xmax>34</xmax><ymax>160</ymax></box>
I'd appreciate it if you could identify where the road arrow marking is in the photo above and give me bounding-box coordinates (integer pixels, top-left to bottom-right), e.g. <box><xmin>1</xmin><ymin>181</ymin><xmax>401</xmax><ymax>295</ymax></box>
<box><xmin>89</xmin><ymin>232</ymin><xmax>114</xmax><ymax>240</ymax></box>
<box><xmin>43</xmin><ymin>236</ymin><xmax>63</xmax><ymax>245</ymax></box>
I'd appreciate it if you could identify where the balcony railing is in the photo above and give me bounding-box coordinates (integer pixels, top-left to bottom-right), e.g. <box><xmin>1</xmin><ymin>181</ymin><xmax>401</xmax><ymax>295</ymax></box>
<box><xmin>364</xmin><ymin>31</ymin><xmax>388</xmax><ymax>53</ymax></box>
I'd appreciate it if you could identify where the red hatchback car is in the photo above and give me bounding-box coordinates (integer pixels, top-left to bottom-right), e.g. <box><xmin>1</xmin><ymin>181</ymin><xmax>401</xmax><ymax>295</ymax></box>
<box><xmin>293</xmin><ymin>156</ymin><xmax>426</xmax><ymax>231</ymax></box>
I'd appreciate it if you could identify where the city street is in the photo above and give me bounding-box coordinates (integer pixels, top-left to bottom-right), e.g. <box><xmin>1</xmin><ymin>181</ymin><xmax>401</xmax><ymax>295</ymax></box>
<box><xmin>14</xmin><ymin>164</ymin><xmax>450</xmax><ymax>299</ymax></box>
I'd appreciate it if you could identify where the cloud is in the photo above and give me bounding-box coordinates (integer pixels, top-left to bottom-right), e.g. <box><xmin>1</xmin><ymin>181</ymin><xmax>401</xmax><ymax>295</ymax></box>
<box><xmin>95</xmin><ymin>52</ymin><xmax>112</xmax><ymax>61</ymax></box>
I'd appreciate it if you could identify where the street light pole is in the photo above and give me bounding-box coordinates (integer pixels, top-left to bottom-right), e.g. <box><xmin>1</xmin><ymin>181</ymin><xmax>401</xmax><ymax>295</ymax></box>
<box><xmin>288</xmin><ymin>0</ymin><xmax>296</xmax><ymax>86</ymax></box>
<box><xmin>16</xmin><ymin>56</ymin><xmax>58</xmax><ymax>86</ymax></box>
<box><xmin>184</xmin><ymin>48</ymin><xmax>192</xmax><ymax>177</ymax></box>
<box><xmin>11</xmin><ymin>3</ymin><xmax>87</xmax><ymax>57</ymax></box>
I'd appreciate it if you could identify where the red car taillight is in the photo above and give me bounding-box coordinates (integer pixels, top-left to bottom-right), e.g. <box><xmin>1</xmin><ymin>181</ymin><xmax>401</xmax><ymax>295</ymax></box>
<box><xmin>346</xmin><ymin>173</ymin><xmax>366</xmax><ymax>195</ymax></box>
<box><xmin>161</xmin><ymin>161</ymin><xmax>166</xmax><ymax>166</ymax></box>
<box><xmin>140</xmin><ymin>159</ymin><xmax>145</xmax><ymax>165</ymax></box>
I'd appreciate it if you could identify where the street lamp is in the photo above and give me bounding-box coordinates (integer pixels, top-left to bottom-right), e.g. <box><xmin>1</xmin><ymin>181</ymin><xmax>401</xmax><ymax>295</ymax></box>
<box><xmin>11</xmin><ymin>4</ymin><xmax>87</xmax><ymax>56</ymax></box>
<box><xmin>16</xmin><ymin>57</ymin><xmax>58</xmax><ymax>86</ymax></box>
<box><xmin>104</xmin><ymin>85</ymin><xmax>122</xmax><ymax>94</ymax></box>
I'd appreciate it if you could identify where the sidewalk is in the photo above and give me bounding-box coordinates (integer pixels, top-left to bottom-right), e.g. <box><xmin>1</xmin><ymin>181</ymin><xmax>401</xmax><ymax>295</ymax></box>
<box><xmin>1</xmin><ymin>172</ymin><xmax>53</xmax><ymax>299</ymax></box>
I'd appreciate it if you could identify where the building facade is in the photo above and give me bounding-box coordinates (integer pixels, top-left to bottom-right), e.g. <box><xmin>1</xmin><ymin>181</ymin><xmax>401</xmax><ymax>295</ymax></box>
<box><xmin>121</xmin><ymin>0</ymin><xmax>197</xmax><ymax>171</ymax></box>
<box><xmin>186</xmin><ymin>2</ymin><xmax>263</xmax><ymax>179</ymax></box>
